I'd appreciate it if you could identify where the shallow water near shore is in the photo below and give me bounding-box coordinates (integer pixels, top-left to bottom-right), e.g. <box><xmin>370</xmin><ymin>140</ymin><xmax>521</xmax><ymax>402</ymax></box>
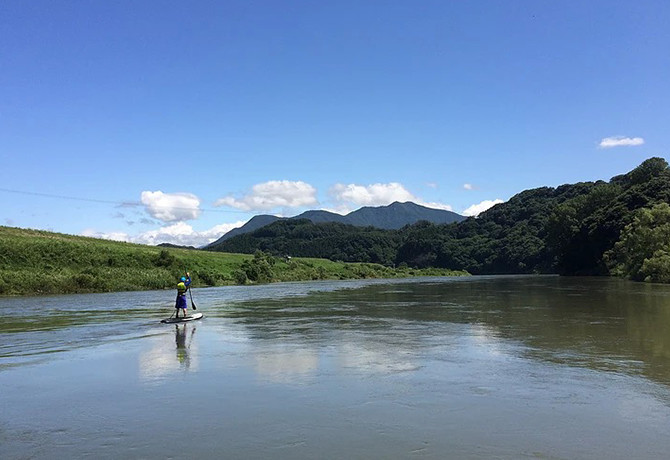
<box><xmin>2</xmin><ymin>275</ymin><xmax>670</xmax><ymax>459</ymax></box>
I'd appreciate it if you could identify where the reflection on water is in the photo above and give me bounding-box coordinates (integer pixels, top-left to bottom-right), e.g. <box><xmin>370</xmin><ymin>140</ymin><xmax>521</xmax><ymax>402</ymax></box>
<box><xmin>175</xmin><ymin>324</ymin><xmax>195</xmax><ymax>367</ymax></box>
<box><xmin>2</xmin><ymin>276</ymin><xmax>670</xmax><ymax>459</ymax></box>
<box><xmin>3</xmin><ymin>276</ymin><xmax>670</xmax><ymax>387</ymax></box>
<box><xmin>253</xmin><ymin>345</ymin><xmax>319</xmax><ymax>384</ymax></box>
<box><xmin>336</xmin><ymin>341</ymin><xmax>422</xmax><ymax>373</ymax></box>
<box><xmin>139</xmin><ymin>324</ymin><xmax>199</xmax><ymax>381</ymax></box>
<box><xmin>219</xmin><ymin>276</ymin><xmax>670</xmax><ymax>387</ymax></box>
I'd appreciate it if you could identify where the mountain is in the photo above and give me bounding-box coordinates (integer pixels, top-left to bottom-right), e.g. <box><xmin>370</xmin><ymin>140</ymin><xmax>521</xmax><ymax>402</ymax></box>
<box><xmin>344</xmin><ymin>202</ymin><xmax>463</xmax><ymax>228</ymax></box>
<box><xmin>214</xmin><ymin>214</ymin><xmax>282</xmax><ymax>243</ymax></box>
<box><xmin>205</xmin><ymin>201</ymin><xmax>465</xmax><ymax>248</ymax></box>
<box><xmin>205</xmin><ymin>158</ymin><xmax>670</xmax><ymax>283</ymax></box>
<box><xmin>294</xmin><ymin>209</ymin><xmax>349</xmax><ymax>224</ymax></box>
<box><xmin>296</xmin><ymin>202</ymin><xmax>464</xmax><ymax>228</ymax></box>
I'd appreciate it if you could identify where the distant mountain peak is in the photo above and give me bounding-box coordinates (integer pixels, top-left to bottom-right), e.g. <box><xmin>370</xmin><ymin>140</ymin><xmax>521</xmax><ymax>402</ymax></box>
<box><xmin>204</xmin><ymin>201</ymin><xmax>464</xmax><ymax>249</ymax></box>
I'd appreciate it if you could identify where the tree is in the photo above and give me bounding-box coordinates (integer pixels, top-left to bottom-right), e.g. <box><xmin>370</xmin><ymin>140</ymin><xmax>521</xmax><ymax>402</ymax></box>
<box><xmin>628</xmin><ymin>157</ymin><xmax>669</xmax><ymax>186</ymax></box>
<box><xmin>239</xmin><ymin>250</ymin><xmax>277</xmax><ymax>283</ymax></box>
<box><xmin>604</xmin><ymin>203</ymin><xmax>670</xmax><ymax>282</ymax></box>
<box><xmin>207</xmin><ymin>158</ymin><xmax>670</xmax><ymax>282</ymax></box>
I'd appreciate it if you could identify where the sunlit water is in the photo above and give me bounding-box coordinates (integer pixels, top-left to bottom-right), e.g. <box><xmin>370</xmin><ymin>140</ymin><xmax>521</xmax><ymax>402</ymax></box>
<box><xmin>2</xmin><ymin>275</ymin><xmax>670</xmax><ymax>459</ymax></box>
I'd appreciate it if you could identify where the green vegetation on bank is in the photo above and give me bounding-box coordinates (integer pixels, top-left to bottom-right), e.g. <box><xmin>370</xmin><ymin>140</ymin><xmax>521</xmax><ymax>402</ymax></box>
<box><xmin>4</xmin><ymin>158</ymin><xmax>667</xmax><ymax>295</ymax></box>
<box><xmin>0</xmin><ymin>226</ymin><xmax>467</xmax><ymax>296</ymax></box>
<box><xmin>210</xmin><ymin>158</ymin><xmax>670</xmax><ymax>283</ymax></box>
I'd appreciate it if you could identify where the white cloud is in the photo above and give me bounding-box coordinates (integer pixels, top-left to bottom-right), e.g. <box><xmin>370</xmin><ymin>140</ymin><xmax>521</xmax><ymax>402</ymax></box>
<box><xmin>598</xmin><ymin>136</ymin><xmax>645</xmax><ymax>148</ymax></box>
<box><xmin>419</xmin><ymin>201</ymin><xmax>454</xmax><ymax>211</ymax></box>
<box><xmin>131</xmin><ymin>222</ymin><xmax>238</xmax><ymax>247</ymax></box>
<box><xmin>141</xmin><ymin>191</ymin><xmax>201</xmax><ymax>222</ymax></box>
<box><xmin>214</xmin><ymin>180</ymin><xmax>318</xmax><ymax>211</ymax></box>
<box><xmin>81</xmin><ymin>229</ymin><xmax>131</xmax><ymax>242</ymax></box>
<box><xmin>330</xmin><ymin>182</ymin><xmax>415</xmax><ymax>206</ymax></box>
<box><xmin>329</xmin><ymin>182</ymin><xmax>453</xmax><ymax>211</ymax></box>
<box><xmin>463</xmin><ymin>183</ymin><xmax>475</xmax><ymax>190</ymax></box>
<box><xmin>462</xmin><ymin>199</ymin><xmax>504</xmax><ymax>217</ymax></box>
<box><xmin>82</xmin><ymin>221</ymin><xmax>246</xmax><ymax>247</ymax></box>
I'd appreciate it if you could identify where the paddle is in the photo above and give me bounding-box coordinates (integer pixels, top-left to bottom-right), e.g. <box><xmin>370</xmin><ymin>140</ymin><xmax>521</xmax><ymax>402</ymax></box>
<box><xmin>188</xmin><ymin>286</ymin><xmax>197</xmax><ymax>310</ymax></box>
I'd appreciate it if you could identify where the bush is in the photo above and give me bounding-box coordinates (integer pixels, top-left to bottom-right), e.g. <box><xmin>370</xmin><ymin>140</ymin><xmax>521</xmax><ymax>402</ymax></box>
<box><xmin>240</xmin><ymin>251</ymin><xmax>276</xmax><ymax>283</ymax></box>
<box><xmin>154</xmin><ymin>249</ymin><xmax>177</xmax><ymax>268</ymax></box>
<box><xmin>640</xmin><ymin>250</ymin><xmax>670</xmax><ymax>283</ymax></box>
<box><xmin>197</xmin><ymin>271</ymin><xmax>211</xmax><ymax>286</ymax></box>
<box><xmin>233</xmin><ymin>269</ymin><xmax>248</xmax><ymax>285</ymax></box>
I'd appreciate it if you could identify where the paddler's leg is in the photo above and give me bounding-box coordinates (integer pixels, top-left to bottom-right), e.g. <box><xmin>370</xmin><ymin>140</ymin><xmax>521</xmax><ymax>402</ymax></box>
<box><xmin>176</xmin><ymin>295</ymin><xmax>186</xmax><ymax>317</ymax></box>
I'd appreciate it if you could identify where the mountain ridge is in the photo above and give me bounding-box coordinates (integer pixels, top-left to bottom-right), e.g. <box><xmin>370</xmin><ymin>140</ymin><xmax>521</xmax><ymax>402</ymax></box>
<box><xmin>205</xmin><ymin>201</ymin><xmax>465</xmax><ymax>248</ymax></box>
<box><xmin>204</xmin><ymin>158</ymin><xmax>670</xmax><ymax>282</ymax></box>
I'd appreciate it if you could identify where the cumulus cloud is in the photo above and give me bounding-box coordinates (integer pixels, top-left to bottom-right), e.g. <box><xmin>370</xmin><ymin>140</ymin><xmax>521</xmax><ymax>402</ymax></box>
<box><xmin>329</xmin><ymin>182</ymin><xmax>453</xmax><ymax>211</ymax></box>
<box><xmin>462</xmin><ymin>199</ymin><xmax>504</xmax><ymax>217</ymax></box>
<box><xmin>81</xmin><ymin>229</ymin><xmax>131</xmax><ymax>242</ymax></box>
<box><xmin>598</xmin><ymin>136</ymin><xmax>645</xmax><ymax>148</ymax></box>
<box><xmin>419</xmin><ymin>201</ymin><xmax>454</xmax><ymax>211</ymax></box>
<box><xmin>82</xmin><ymin>221</ymin><xmax>246</xmax><ymax>247</ymax></box>
<box><xmin>463</xmin><ymin>183</ymin><xmax>475</xmax><ymax>190</ymax></box>
<box><xmin>141</xmin><ymin>191</ymin><xmax>201</xmax><ymax>222</ymax></box>
<box><xmin>132</xmin><ymin>222</ymin><xmax>245</xmax><ymax>247</ymax></box>
<box><xmin>214</xmin><ymin>180</ymin><xmax>318</xmax><ymax>211</ymax></box>
<box><xmin>330</xmin><ymin>182</ymin><xmax>414</xmax><ymax>206</ymax></box>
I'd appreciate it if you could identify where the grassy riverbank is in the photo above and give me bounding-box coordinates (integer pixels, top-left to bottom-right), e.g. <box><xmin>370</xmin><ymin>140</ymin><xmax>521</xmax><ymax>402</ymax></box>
<box><xmin>0</xmin><ymin>226</ymin><xmax>468</xmax><ymax>296</ymax></box>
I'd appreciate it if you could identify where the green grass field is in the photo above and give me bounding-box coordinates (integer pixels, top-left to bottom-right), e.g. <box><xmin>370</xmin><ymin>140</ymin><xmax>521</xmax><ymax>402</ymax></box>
<box><xmin>0</xmin><ymin>226</ymin><xmax>468</xmax><ymax>296</ymax></box>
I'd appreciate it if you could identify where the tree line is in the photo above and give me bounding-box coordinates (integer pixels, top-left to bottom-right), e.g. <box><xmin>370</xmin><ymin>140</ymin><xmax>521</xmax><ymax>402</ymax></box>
<box><xmin>208</xmin><ymin>158</ymin><xmax>670</xmax><ymax>282</ymax></box>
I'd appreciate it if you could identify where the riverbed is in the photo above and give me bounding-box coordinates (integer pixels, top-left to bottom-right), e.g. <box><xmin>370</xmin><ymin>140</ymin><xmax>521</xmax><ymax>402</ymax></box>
<box><xmin>2</xmin><ymin>275</ymin><xmax>670</xmax><ymax>459</ymax></box>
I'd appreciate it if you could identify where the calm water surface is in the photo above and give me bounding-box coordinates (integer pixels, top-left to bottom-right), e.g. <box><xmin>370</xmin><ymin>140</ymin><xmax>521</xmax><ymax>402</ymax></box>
<box><xmin>2</xmin><ymin>275</ymin><xmax>670</xmax><ymax>459</ymax></box>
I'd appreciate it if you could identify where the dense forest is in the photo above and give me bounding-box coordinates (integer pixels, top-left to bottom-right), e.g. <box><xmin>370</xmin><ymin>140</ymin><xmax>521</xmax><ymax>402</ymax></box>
<box><xmin>208</xmin><ymin>158</ymin><xmax>670</xmax><ymax>282</ymax></box>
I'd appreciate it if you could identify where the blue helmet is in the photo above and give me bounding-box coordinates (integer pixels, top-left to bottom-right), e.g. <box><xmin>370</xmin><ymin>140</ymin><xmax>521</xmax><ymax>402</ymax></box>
<box><xmin>180</xmin><ymin>277</ymin><xmax>186</xmax><ymax>282</ymax></box>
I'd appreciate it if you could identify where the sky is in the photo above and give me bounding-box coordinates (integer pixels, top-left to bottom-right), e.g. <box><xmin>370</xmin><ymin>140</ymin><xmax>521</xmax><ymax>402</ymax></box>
<box><xmin>1</xmin><ymin>1</ymin><xmax>668</xmax><ymax>247</ymax></box>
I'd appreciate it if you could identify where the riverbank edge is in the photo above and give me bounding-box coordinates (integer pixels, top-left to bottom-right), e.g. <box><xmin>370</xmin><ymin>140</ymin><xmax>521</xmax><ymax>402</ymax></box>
<box><xmin>0</xmin><ymin>226</ymin><xmax>469</xmax><ymax>296</ymax></box>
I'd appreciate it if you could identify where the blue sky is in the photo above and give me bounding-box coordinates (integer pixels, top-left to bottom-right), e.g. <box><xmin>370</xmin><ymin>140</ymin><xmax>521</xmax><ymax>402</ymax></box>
<box><xmin>1</xmin><ymin>1</ymin><xmax>668</xmax><ymax>246</ymax></box>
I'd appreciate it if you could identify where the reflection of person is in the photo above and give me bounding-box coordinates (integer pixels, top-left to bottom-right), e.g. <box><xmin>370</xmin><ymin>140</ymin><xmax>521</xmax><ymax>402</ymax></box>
<box><xmin>175</xmin><ymin>324</ymin><xmax>188</xmax><ymax>349</ymax></box>
<box><xmin>175</xmin><ymin>272</ymin><xmax>191</xmax><ymax>318</ymax></box>
<box><xmin>175</xmin><ymin>324</ymin><xmax>194</xmax><ymax>367</ymax></box>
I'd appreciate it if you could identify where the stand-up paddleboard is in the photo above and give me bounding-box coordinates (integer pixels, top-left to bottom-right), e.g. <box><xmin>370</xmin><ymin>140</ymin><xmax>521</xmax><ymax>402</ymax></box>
<box><xmin>161</xmin><ymin>312</ymin><xmax>203</xmax><ymax>324</ymax></box>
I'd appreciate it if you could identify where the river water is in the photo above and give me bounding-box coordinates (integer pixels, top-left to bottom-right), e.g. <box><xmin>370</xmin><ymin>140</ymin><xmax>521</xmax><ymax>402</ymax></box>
<box><xmin>1</xmin><ymin>275</ymin><xmax>670</xmax><ymax>459</ymax></box>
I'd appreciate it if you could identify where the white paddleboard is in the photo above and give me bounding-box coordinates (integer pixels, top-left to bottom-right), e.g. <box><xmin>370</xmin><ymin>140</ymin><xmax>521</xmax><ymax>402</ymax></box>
<box><xmin>161</xmin><ymin>312</ymin><xmax>203</xmax><ymax>324</ymax></box>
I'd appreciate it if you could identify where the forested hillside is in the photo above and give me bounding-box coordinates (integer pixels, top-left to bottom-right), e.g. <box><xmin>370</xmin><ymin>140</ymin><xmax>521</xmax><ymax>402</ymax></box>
<box><xmin>205</xmin><ymin>201</ymin><xmax>464</xmax><ymax>247</ymax></box>
<box><xmin>210</xmin><ymin>219</ymin><xmax>401</xmax><ymax>265</ymax></box>
<box><xmin>209</xmin><ymin>158</ymin><xmax>670</xmax><ymax>282</ymax></box>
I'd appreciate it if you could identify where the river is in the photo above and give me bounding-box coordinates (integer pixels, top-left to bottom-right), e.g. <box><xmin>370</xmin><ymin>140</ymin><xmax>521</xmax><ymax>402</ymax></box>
<box><xmin>1</xmin><ymin>275</ymin><xmax>670</xmax><ymax>459</ymax></box>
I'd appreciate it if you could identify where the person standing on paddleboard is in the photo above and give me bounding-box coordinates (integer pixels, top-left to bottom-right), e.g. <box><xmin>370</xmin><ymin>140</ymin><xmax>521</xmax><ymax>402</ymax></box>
<box><xmin>175</xmin><ymin>272</ymin><xmax>191</xmax><ymax>318</ymax></box>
